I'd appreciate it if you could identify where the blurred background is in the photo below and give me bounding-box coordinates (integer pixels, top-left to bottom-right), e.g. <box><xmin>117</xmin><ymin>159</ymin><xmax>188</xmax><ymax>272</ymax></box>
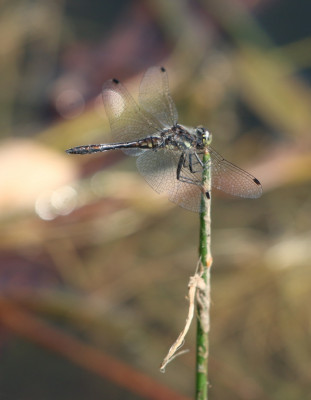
<box><xmin>0</xmin><ymin>0</ymin><xmax>311</xmax><ymax>399</ymax></box>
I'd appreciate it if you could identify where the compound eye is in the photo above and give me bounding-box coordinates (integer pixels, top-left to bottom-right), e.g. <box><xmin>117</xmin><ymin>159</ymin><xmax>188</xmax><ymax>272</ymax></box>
<box><xmin>201</xmin><ymin>129</ymin><xmax>211</xmax><ymax>144</ymax></box>
<box><xmin>205</xmin><ymin>130</ymin><xmax>212</xmax><ymax>144</ymax></box>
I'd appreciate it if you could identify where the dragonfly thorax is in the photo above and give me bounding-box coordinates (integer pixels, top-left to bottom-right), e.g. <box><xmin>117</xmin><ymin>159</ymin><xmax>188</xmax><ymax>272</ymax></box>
<box><xmin>164</xmin><ymin>124</ymin><xmax>199</xmax><ymax>151</ymax></box>
<box><xmin>163</xmin><ymin>124</ymin><xmax>212</xmax><ymax>151</ymax></box>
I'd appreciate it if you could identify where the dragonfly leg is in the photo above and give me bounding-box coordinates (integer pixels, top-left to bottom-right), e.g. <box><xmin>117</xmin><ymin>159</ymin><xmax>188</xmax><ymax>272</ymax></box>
<box><xmin>177</xmin><ymin>153</ymin><xmax>210</xmax><ymax>199</ymax></box>
<box><xmin>177</xmin><ymin>153</ymin><xmax>198</xmax><ymax>184</ymax></box>
<box><xmin>194</xmin><ymin>151</ymin><xmax>204</xmax><ymax>167</ymax></box>
<box><xmin>187</xmin><ymin>152</ymin><xmax>204</xmax><ymax>174</ymax></box>
<box><xmin>188</xmin><ymin>153</ymin><xmax>194</xmax><ymax>173</ymax></box>
<box><xmin>177</xmin><ymin>154</ymin><xmax>203</xmax><ymax>187</ymax></box>
<box><xmin>177</xmin><ymin>153</ymin><xmax>186</xmax><ymax>180</ymax></box>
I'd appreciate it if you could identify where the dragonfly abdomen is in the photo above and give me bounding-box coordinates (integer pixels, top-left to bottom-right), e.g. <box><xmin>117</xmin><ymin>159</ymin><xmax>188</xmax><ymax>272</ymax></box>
<box><xmin>66</xmin><ymin>137</ymin><xmax>164</xmax><ymax>154</ymax></box>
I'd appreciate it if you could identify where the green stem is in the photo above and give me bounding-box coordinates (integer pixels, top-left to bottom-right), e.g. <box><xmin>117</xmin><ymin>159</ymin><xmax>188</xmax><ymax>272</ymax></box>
<box><xmin>196</xmin><ymin>151</ymin><xmax>212</xmax><ymax>400</ymax></box>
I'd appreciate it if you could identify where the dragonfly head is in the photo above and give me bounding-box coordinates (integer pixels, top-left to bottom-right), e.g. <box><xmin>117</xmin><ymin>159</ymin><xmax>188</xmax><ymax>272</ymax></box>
<box><xmin>195</xmin><ymin>126</ymin><xmax>212</xmax><ymax>147</ymax></box>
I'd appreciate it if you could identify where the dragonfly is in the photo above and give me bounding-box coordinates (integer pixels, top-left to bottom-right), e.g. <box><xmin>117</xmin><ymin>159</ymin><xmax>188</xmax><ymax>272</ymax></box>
<box><xmin>66</xmin><ymin>66</ymin><xmax>262</xmax><ymax>212</ymax></box>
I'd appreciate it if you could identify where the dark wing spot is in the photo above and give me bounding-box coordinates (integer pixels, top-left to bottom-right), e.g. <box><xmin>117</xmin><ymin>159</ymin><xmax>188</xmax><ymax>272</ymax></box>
<box><xmin>112</xmin><ymin>78</ymin><xmax>119</xmax><ymax>84</ymax></box>
<box><xmin>160</xmin><ymin>66</ymin><xmax>166</xmax><ymax>72</ymax></box>
<box><xmin>253</xmin><ymin>178</ymin><xmax>261</xmax><ymax>185</ymax></box>
<box><xmin>205</xmin><ymin>191</ymin><xmax>210</xmax><ymax>199</ymax></box>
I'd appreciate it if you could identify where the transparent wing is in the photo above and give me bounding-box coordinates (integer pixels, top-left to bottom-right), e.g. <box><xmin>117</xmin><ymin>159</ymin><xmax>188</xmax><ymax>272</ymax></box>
<box><xmin>102</xmin><ymin>78</ymin><xmax>164</xmax><ymax>155</ymax></box>
<box><xmin>209</xmin><ymin>146</ymin><xmax>262</xmax><ymax>198</ymax></box>
<box><xmin>139</xmin><ymin>66</ymin><xmax>178</xmax><ymax>128</ymax></box>
<box><xmin>136</xmin><ymin>149</ymin><xmax>204</xmax><ymax>213</ymax></box>
<box><xmin>137</xmin><ymin>146</ymin><xmax>261</xmax><ymax>212</ymax></box>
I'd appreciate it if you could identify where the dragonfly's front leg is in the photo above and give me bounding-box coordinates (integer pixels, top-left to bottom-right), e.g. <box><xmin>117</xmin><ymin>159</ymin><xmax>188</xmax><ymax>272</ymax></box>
<box><xmin>194</xmin><ymin>152</ymin><xmax>204</xmax><ymax>168</ymax></box>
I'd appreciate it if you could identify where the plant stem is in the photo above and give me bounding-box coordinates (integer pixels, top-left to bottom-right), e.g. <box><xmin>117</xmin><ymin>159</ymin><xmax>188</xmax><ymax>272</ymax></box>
<box><xmin>196</xmin><ymin>150</ymin><xmax>212</xmax><ymax>400</ymax></box>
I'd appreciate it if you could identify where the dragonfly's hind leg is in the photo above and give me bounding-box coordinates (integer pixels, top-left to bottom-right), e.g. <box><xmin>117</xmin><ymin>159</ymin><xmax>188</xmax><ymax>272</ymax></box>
<box><xmin>176</xmin><ymin>153</ymin><xmax>210</xmax><ymax>199</ymax></box>
<box><xmin>177</xmin><ymin>153</ymin><xmax>200</xmax><ymax>180</ymax></box>
<box><xmin>188</xmin><ymin>153</ymin><xmax>194</xmax><ymax>173</ymax></box>
<box><xmin>177</xmin><ymin>153</ymin><xmax>186</xmax><ymax>180</ymax></box>
<box><xmin>176</xmin><ymin>153</ymin><xmax>209</xmax><ymax>199</ymax></box>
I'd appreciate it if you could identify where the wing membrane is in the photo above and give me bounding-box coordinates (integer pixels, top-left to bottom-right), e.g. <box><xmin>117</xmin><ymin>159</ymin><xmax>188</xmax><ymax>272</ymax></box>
<box><xmin>102</xmin><ymin>78</ymin><xmax>163</xmax><ymax>155</ymax></box>
<box><xmin>139</xmin><ymin>66</ymin><xmax>178</xmax><ymax>128</ymax></box>
<box><xmin>136</xmin><ymin>149</ymin><xmax>203</xmax><ymax>212</ymax></box>
<box><xmin>209</xmin><ymin>147</ymin><xmax>262</xmax><ymax>198</ymax></box>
